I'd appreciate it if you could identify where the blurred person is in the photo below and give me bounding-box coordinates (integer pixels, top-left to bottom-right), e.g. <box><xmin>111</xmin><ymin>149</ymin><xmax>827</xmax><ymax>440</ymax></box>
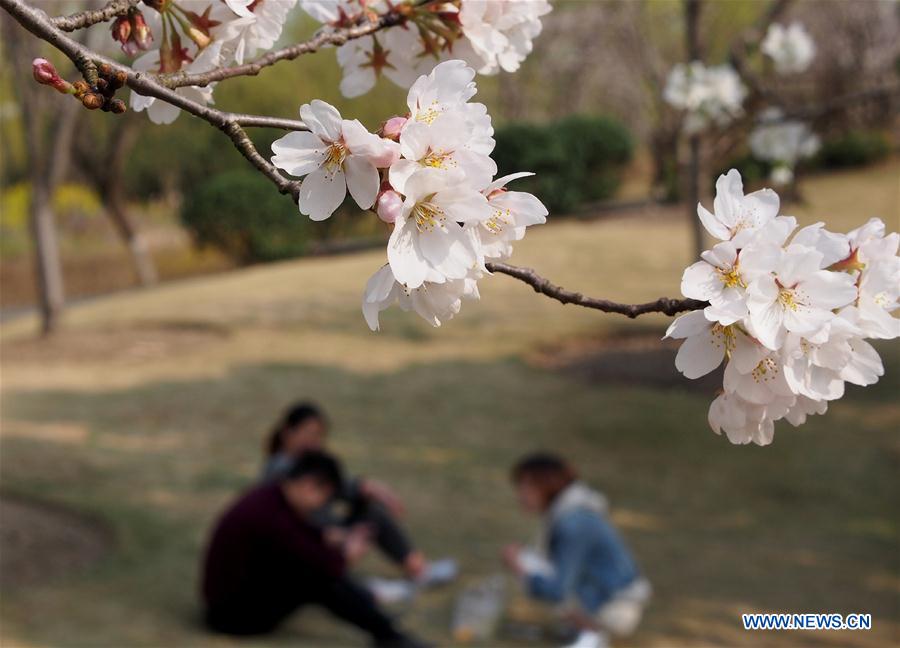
<box><xmin>263</xmin><ymin>401</ymin><xmax>432</xmax><ymax>583</ymax></box>
<box><xmin>502</xmin><ymin>453</ymin><xmax>651</xmax><ymax>648</ymax></box>
<box><xmin>201</xmin><ymin>450</ymin><xmax>429</xmax><ymax>648</ymax></box>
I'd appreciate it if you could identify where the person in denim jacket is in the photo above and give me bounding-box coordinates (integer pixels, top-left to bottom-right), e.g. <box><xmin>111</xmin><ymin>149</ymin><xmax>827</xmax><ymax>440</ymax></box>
<box><xmin>503</xmin><ymin>453</ymin><xmax>651</xmax><ymax>648</ymax></box>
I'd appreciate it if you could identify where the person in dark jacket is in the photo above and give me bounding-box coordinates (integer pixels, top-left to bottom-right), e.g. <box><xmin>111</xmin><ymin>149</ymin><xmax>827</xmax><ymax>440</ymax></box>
<box><xmin>262</xmin><ymin>401</ymin><xmax>427</xmax><ymax>580</ymax></box>
<box><xmin>201</xmin><ymin>451</ymin><xmax>427</xmax><ymax>647</ymax></box>
<box><xmin>502</xmin><ymin>453</ymin><xmax>651</xmax><ymax>648</ymax></box>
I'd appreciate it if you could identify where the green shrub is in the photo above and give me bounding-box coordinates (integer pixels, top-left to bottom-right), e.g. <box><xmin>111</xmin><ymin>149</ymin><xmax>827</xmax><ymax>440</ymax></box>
<box><xmin>816</xmin><ymin>131</ymin><xmax>891</xmax><ymax>169</ymax></box>
<box><xmin>181</xmin><ymin>170</ymin><xmax>311</xmax><ymax>265</ymax></box>
<box><xmin>492</xmin><ymin>115</ymin><xmax>633</xmax><ymax>213</ymax></box>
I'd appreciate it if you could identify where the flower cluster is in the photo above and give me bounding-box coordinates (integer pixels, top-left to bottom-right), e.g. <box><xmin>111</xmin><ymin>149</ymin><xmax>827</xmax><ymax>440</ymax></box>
<box><xmin>761</xmin><ymin>22</ymin><xmax>816</xmax><ymax>75</ymax></box>
<box><xmin>269</xmin><ymin>60</ymin><xmax>548</xmax><ymax>329</ymax></box>
<box><xmin>663</xmin><ymin>62</ymin><xmax>747</xmax><ymax>134</ymax></box>
<box><xmin>749</xmin><ymin>109</ymin><xmax>820</xmax><ymax>185</ymax></box>
<box><xmin>300</xmin><ymin>0</ymin><xmax>552</xmax><ymax>98</ymax></box>
<box><xmin>126</xmin><ymin>0</ymin><xmax>297</xmax><ymax>123</ymax></box>
<box><xmin>667</xmin><ymin>170</ymin><xmax>899</xmax><ymax>445</ymax></box>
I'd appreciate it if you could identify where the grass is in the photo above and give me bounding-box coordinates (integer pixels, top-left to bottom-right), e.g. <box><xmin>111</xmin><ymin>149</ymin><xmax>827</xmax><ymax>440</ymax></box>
<box><xmin>1</xmin><ymin>161</ymin><xmax>898</xmax><ymax>647</ymax></box>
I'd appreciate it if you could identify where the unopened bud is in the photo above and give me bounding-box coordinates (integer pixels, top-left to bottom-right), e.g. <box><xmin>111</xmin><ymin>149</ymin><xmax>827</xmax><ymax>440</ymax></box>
<box><xmin>376</xmin><ymin>190</ymin><xmax>403</xmax><ymax>224</ymax></box>
<box><xmin>111</xmin><ymin>15</ymin><xmax>132</xmax><ymax>45</ymax></box>
<box><xmin>109</xmin><ymin>70</ymin><xmax>128</xmax><ymax>90</ymax></box>
<box><xmin>81</xmin><ymin>92</ymin><xmax>104</xmax><ymax>110</ymax></box>
<box><xmin>132</xmin><ymin>13</ymin><xmax>153</xmax><ymax>50</ymax></box>
<box><xmin>96</xmin><ymin>77</ymin><xmax>110</xmax><ymax>92</ymax></box>
<box><xmin>109</xmin><ymin>98</ymin><xmax>127</xmax><ymax>114</ymax></box>
<box><xmin>381</xmin><ymin>116</ymin><xmax>407</xmax><ymax>141</ymax></box>
<box><xmin>72</xmin><ymin>79</ymin><xmax>90</xmax><ymax>96</ymax></box>
<box><xmin>98</xmin><ymin>62</ymin><xmax>113</xmax><ymax>78</ymax></box>
<box><xmin>32</xmin><ymin>58</ymin><xmax>74</xmax><ymax>94</ymax></box>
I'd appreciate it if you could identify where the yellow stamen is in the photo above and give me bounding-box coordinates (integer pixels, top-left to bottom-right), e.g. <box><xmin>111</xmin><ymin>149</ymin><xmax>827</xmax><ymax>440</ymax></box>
<box><xmin>751</xmin><ymin>357</ymin><xmax>779</xmax><ymax>384</ymax></box>
<box><xmin>323</xmin><ymin>141</ymin><xmax>347</xmax><ymax>173</ymax></box>
<box><xmin>717</xmin><ymin>265</ymin><xmax>746</xmax><ymax>289</ymax></box>
<box><xmin>778</xmin><ymin>288</ymin><xmax>799</xmax><ymax>311</ymax></box>
<box><xmin>711</xmin><ymin>323</ymin><xmax>737</xmax><ymax>357</ymax></box>
<box><xmin>485</xmin><ymin>207</ymin><xmax>512</xmax><ymax>235</ymax></box>
<box><xmin>412</xmin><ymin>201</ymin><xmax>445</xmax><ymax>232</ymax></box>
<box><xmin>416</xmin><ymin>101</ymin><xmax>440</xmax><ymax>125</ymax></box>
<box><xmin>422</xmin><ymin>149</ymin><xmax>455</xmax><ymax>169</ymax></box>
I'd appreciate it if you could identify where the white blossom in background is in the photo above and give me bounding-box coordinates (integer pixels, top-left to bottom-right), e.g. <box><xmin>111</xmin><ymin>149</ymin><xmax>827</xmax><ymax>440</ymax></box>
<box><xmin>749</xmin><ymin>109</ymin><xmax>821</xmax><ymax>185</ymax></box>
<box><xmin>761</xmin><ymin>22</ymin><xmax>816</xmax><ymax>75</ymax></box>
<box><xmin>664</xmin><ymin>62</ymin><xmax>747</xmax><ymax>134</ymax></box>
<box><xmin>456</xmin><ymin>0</ymin><xmax>552</xmax><ymax>74</ymax></box>
<box><xmin>301</xmin><ymin>0</ymin><xmax>553</xmax><ymax>98</ymax></box>
<box><xmin>216</xmin><ymin>0</ymin><xmax>298</xmax><ymax>65</ymax></box>
<box><xmin>668</xmin><ymin>169</ymin><xmax>899</xmax><ymax>445</ymax></box>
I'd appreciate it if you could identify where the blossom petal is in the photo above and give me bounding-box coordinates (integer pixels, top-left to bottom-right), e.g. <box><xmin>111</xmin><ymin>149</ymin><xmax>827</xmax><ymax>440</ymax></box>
<box><xmin>297</xmin><ymin>167</ymin><xmax>346</xmax><ymax>221</ymax></box>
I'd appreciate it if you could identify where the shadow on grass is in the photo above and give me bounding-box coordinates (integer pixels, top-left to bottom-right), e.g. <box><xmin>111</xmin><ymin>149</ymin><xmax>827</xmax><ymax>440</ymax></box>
<box><xmin>1</xmin><ymin>343</ymin><xmax>898</xmax><ymax>647</ymax></box>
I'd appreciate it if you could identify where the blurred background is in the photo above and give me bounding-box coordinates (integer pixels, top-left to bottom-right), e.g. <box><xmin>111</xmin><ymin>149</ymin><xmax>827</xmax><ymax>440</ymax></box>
<box><xmin>1</xmin><ymin>0</ymin><xmax>899</xmax><ymax>646</ymax></box>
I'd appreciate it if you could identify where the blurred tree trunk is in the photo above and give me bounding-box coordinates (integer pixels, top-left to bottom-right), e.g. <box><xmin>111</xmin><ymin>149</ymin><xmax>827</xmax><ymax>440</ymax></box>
<box><xmin>2</xmin><ymin>17</ymin><xmax>80</xmax><ymax>335</ymax></box>
<box><xmin>78</xmin><ymin>115</ymin><xmax>159</xmax><ymax>286</ymax></box>
<box><xmin>684</xmin><ymin>0</ymin><xmax>705</xmax><ymax>259</ymax></box>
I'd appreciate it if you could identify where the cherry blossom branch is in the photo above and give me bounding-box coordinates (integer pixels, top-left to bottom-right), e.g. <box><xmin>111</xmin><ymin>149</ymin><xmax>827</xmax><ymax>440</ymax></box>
<box><xmin>2</xmin><ymin>0</ymin><xmax>303</xmax><ymax>199</ymax></box>
<box><xmin>485</xmin><ymin>262</ymin><xmax>707</xmax><ymax>318</ymax></box>
<box><xmin>52</xmin><ymin>0</ymin><xmax>140</xmax><ymax>32</ymax></box>
<box><xmin>162</xmin><ymin>0</ymin><xmax>441</xmax><ymax>89</ymax></box>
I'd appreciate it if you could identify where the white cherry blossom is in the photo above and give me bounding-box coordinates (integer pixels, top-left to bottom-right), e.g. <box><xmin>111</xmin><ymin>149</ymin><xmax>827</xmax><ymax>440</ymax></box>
<box><xmin>390</xmin><ymin>110</ymin><xmax>497</xmax><ymax>194</ymax></box>
<box><xmin>456</xmin><ymin>0</ymin><xmax>551</xmax><ymax>74</ymax></box>
<box><xmin>475</xmin><ymin>172</ymin><xmax>548</xmax><ymax>260</ymax></box>
<box><xmin>386</xmin><ymin>169</ymin><xmax>491</xmax><ymax>289</ymax></box>
<box><xmin>744</xmin><ymin>244</ymin><xmax>858</xmax><ymax>350</ymax></box>
<box><xmin>698</xmin><ymin>169</ymin><xmax>780</xmax><ymax>248</ymax></box>
<box><xmin>664</xmin><ymin>62</ymin><xmax>746</xmax><ymax>134</ymax></box>
<box><xmin>271</xmin><ymin>100</ymin><xmax>398</xmax><ymax>220</ymax></box>
<box><xmin>362</xmin><ymin>263</ymin><xmax>480</xmax><ymax>331</ymax></box>
<box><xmin>761</xmin><ymin>22</ymin><xmax>816</xmax><ymax>75</ymax></box>
<box><xmin>216</xmin><ymin>0</ymin><xmax>297</xmax><ymax>65</ymax></box>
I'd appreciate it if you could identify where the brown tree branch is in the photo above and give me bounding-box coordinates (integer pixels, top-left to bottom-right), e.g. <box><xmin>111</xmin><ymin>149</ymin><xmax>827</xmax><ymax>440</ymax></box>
<box><xmin>2</xmin><ymin>0</ymin><xmax>303</xmax><ymax>200</ymax></box>
<box><xmin>52</xmin><ymin>0</ymin><xmax>140</xmax><ymax>32</ymax></box>
<box><xmin>162</xmin><ymin>0</ymin><xmax>440</xmax><ymax>89</ymax></box>
<box><xmin>485</xmin><ymin>262</ymin><xmax>706</xmax><ymax>318</ymax></box>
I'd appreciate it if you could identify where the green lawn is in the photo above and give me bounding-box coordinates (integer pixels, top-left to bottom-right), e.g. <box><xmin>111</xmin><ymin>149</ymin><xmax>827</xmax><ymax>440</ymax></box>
<box><xmin>1</xmin><ymin>162</ymin><xmax>898</xmax><ymax>647</ymax></box>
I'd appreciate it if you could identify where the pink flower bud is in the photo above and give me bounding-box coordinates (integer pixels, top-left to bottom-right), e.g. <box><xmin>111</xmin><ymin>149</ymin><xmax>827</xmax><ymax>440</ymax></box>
<box><xmin>111</xmin><ymin>16</ymin><xmax>131</xmax><ymax>45</ymax></box>
<box><xmin>369</xmin><ymin>140</ymin><xmax>400</xmax><ymax>168</ymax></box>
<box><xmin>132</xmin><ymin>13</ymin><xmax>153</xmax><ymax>51</ymax></box>
<box><xmin>32</xmin><ymin>58</ymin><xmax>58</xmax><ymax>84</ymax></box>
<box><xmin>381</xmin><ymin>116</ymin><xmax>407</xmax><ymax>141</ymax></box>
<box><xmin>32</xmin><ymin>58</ymin><xmax>73</xmax><ymax>94</ymax></box>
<box><xmin>376</xmin><ymin>190</ymin><xmax>403</xmax><ymax>224</ymax></box>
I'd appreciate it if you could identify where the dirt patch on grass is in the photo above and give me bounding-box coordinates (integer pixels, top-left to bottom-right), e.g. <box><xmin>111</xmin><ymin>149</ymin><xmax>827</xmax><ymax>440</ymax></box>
<box><xmin>0</xmin><ymin>495</ymin><xmax>112</xmax><ymax>589</ymax></box>
<box><xmin>1</xmin><ymin>321</ymin><xmax>231</xmax><ymax>365</ymax></box>
<box><xmin>532</xmin><ymin>331</ymin><xmax>723</xmax><ymax>393</ymax></box>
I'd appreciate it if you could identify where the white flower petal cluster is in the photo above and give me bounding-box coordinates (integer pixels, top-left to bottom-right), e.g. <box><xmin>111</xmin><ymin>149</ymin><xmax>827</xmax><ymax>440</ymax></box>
<box><xmin>761</xmin><ymin>22</ymin><xmax>816</xmax><ymax>75</ymax></box>
<box><xmin>130</xmin><ymin>0</ymin><xmax>296</xmax><ymax>123</ymax></box>
<box><xmin>216</xmin><ymin>0</ymin><xmax>298</xmax><ymax>65</ymax></box>
<box><xmin>664</xmin><ymin>62</ymin><xmax>747</xmax><ymax>134</ymax></box>
<box><xmin>270</xmin><ymin>60</ymin><xmax>547</xmax><ymax>329</ymax></box>
<box><xmin>300</xmin><ymin>0</ymin><xmax>551</xmax><ymax>98</ymax></box>
<box><xmin>749</xmin><ymin>109</ymin><xmax>820</xmax><ymax>185</ymax></box>
<box><xmin>668</xmin><ymin>169</ymin><xmax>899</xmax><ymax>445</ymax></box>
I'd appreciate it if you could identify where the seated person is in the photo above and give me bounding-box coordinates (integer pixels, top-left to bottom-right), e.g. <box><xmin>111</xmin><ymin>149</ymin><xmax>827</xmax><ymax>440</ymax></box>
<box><xmin>262</xmin><ymin>401</ymin><xmax>427</xmax><ymax>581</ymax></box>
<box><xmin>201</xmin><ymin>451</ymin><xmax>428</xmax><ymax>648</ymax></box>
<box><xmin>502</xmin><ymin>453</ymin><xmax>651</xmax><ymax>648</ymax></box>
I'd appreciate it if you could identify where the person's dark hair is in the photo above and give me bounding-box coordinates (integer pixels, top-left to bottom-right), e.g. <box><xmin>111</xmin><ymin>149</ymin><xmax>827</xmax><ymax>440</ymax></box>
<box><xmin>285</xmin><ymin>450</ymin><xmax>344</xmax><ymax>492</ymax></box>
<box><xmin>511</xmin><ymin>452</ymin><xmax>577</xmax><ymax>508</ymax></box>
<box><xmin>266</xmin><ymin>401</ymin><xmax>327</xmax><ymax>456</ymax></box>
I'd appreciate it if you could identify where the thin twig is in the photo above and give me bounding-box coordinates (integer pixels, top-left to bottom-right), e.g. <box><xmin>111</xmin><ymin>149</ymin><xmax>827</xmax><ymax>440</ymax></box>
<box><xmin>52</xmin><ymin>0</ymin><xmax>140</xmax><ymax>32</ymax></box>
<box><xmin>1</xmin><ymin>0</ymin><xmax>302</xmax><ymax>200</ymax></box>
<box><xmin>485</xmin><ymin>262</ymin><xmax>707</xmax><ymax>318</ymax></box>
<box><xmin>162</xmin><ymin>0</ymin><xmax>440</xmax><ymax>89</ymax></box>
